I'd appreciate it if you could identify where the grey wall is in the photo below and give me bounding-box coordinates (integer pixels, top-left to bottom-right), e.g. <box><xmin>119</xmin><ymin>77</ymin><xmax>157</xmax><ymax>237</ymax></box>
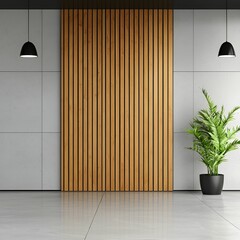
<box><xmin>0</xmin><ymin>10</ymin><xmax>60</xmax><ymax>190</ymax></box>
<box><xmin>174</xmin><ymin>10</ymin><xmax>240</xmax><ymax>190</ymax></box>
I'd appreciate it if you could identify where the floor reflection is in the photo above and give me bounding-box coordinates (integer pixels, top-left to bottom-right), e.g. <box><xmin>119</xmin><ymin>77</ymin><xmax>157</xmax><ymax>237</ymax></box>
<box><xmin>0</xmin><ymin>191</ymin><xmax>240</xmax><ymax>239</ymax></box>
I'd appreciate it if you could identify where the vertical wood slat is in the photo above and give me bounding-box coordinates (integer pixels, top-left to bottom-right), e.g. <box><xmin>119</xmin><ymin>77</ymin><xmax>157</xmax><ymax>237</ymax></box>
<box><xmin>61</xmin><ymin>9</ymin><xmax>173</xmax><ymax>192</ymax></box>
<box><xmin>158</xmin><ymin>10</ymin><xmax>163</xmax><ymax>191</ymax></box>
<box><xmin>78</xmin><ymin>10</ymin><xmax>83</xmax><ymax>191</ymax></box>
<box><xmin>92</xmin><ymin>10</ymin><xmax>97</xmax><ymax>191</ymax></box>
<box><xmin>153</xmin><ymin>9</ymin><xmax>159</xmax><ymax>192</ymax></box>
<box><xmin>73</xmin><ymin>10</ymin><xmax>79</xmax><ymax>191</ymax></box>
<box><xmin>163</xmin><ymin>10</ymin><xmax>168</xmax><ymax>192</ymax></box>
<box><xmin>129</xmin><ymin>9</ymin><xmax>134</xmax><ymax>192</ymax></box>
<box><xmin>148</xmin><ymin>9</ymin><xmax>153</xmax><ymax>192</ymax></box>
<box><xmin>119</xmin><ymin>10</ymin><xmax>125</xmax><ymax>191</ymax></box>
<box><xmin>143</xmin><ymin>9</ymin><xmax>149</xmax><ymax>191</ymax></box>
<box><xmin>83</xmin><ymin>9</ymin><xmax>88</xmax><ymax>191</ymax></box>
<box><xmin>97</xmin><ymin>9</ymin><xmax>102</xmax><ymax>191</ymax></box>
<box><xmin>87</xmin><ymin>10</ymin><xmax>93</xmax><ymax>191</ymax></box>
<box><xmin>68</xmin><ymin>9</ymin><xmax>74</xmax><ymax>192</ymax></box>
<box><xmin>105</xmin><ymin>9</ymin><xmax>111</xmax><ymax>191</ymax></box>
<box><xmin>102</xmin><ymin>10</ymin><xmax>106</xmax><ymax>191</ymax></box>
<box><xmin>139</xmin><ymin>9</ymin><xmax>144</xmax><ymax>192</ymax></box>
<box><xmin>61</xmin><ymin>9</ymin><xmax>64</xmax><ymax>191</ymax></box>
<box><xmin>124</xmin><ymin>9</ymin><xmax>129</xmax><ymax>192</ymax></box>
<box><xmin>115</xmin><ymin>9</ymin><xmax>120</xmax><ymax>192</ymax></box>
<box><xmin>134</xmin><ymin>9</ymin><xmax>139</xmax><ymax>192</ymax></box>
<box><xmin>110</xmin><ymin>10</ymin><xmax>115</xmax><ymax>191</ymax></box>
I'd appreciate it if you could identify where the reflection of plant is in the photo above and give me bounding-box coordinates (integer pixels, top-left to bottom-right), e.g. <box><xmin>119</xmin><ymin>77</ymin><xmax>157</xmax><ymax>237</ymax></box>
<box><xmin>187</xmin><ymin>89</ymin><xmax>240</xmax><ymax>175</ymax></box>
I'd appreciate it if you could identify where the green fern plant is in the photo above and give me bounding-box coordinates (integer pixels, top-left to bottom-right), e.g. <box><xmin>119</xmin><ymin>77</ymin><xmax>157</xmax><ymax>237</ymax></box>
<box><xmin>187</xmin><ymin>89</ymin><xmax>240</xmax><ymax>175</ymax></box>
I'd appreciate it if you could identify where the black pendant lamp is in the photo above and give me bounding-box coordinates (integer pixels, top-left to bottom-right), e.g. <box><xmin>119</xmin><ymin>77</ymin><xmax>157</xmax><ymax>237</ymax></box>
<box><xmin>218</xmin><ymin>0</ymin><xmax>236</xmax><ymax>57</ymax></box>
<box><xmin>20</xmin><ymin>0</ymin><xmax>38</xmax><ymax>58</ymax></box>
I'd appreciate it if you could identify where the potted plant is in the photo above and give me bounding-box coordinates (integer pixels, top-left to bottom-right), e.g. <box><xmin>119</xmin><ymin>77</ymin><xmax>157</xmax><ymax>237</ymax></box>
<box><xmin>187</xmin><ymin>89</ymin><xmax>240</xmax><ymax>195</ymax></box>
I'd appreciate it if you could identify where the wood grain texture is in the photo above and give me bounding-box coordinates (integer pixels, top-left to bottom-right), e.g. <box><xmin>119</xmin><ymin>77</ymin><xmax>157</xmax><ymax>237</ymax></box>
<box><xmin>163</xmin><ymin>10</ymin><xmax>168</xmax><ymax>192</ymax></box>
<box><xmin>61</xmin><ymin>9</ymin><xmax>64</xmax><ymax>191</ymax></box>
<box><xmin>73</xmin><ymin>9</ymin><xmax>79</xmax><ymax>191</ymax></box>
<box><xmin>148</xmin><ymin>9</ymin><xmax>153</xmax><ymax>192</ymax></box>
<box><xmin>153</xmin><ymin>9</ymin><xmax>158</xmax><ymax>192</ymax></box>
<box><xmin>158</xmin><ymin>10</ymin><xmax>163</xmax><ymax>191</ymax></box>
<box><xmin>68</xmin><ymin>9</ymin><xmax>74</xmax><ymax>192</ymax></box>
<box><xmin>143</xmin><ymin>9</ymin><xmax>149</xmax><ymax>191</ymax></box>
<box><xmin>87</xmin><ymin>9</ymin><xmax>93</xmax><ymax>191</ymax></box>
<box><xmin>124</xmin><ymin>9</ymin><xmax>129</xmax><ymax>191</ymax></box>
<box><xmin>129</xmin><ymin>9</ymin><xmax>134</xmax><ymax>192</ymax></box>
<box><xmin>119</xmin><ymin>10</ymin><xmax>125</xmax><ymax>191</ymax></box>
<box><xmin>78</xmin><ymin>10</ymin><xmax>83</xmax><ymax>191</ymax></box>
<box><xmin>105</xmin><ymin>9</ymin><xmax>111</xmax><ymax>191</ymax></box>
<box><xmin>83</xmin><ymin>9</ymin><xmax>88</xmax><ymax>191</ymax></box>
<box><xmin>134</xmin><ymin>9</ymin><xmax>139</xmax><ymax>191</ymax></box>
<box><xmin>61</xmin><ymin>9</ymin><xmax>173</xmax><ymax>191</ymax></box>
<box><xmin>97</xmin><ymin>9</ymin><xmax>102</xmax><ymax>191</ymax></box>
<box><xmin>110</xmin><ymin>10</ymin><xmax>115</xmax><ymax>191</ymax></box>
<box><xmin>139</xmin><ymin>9</ymin><xmax>144</xmax><ymax>192</ymax></box>
<box><xmin>115</xmin><ymin>9</ymin><xmax>120</xmax><ymax>191</ymax></box>
<box><xmin>92</xmin><ymin>10</ymin><xmax>97</xmax><ymax>191</ymax></box>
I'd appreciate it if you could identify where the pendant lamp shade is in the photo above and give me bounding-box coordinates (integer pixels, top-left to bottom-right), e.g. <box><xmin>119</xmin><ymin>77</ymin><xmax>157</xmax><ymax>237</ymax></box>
<box><xmin>20</xmin><ymin>41</ymin><xmax>38</xmax><ymax>58</ymax></box>
<box><xmin>218</xmin><ymin>41</ymin><xmax>236</xmax><ymax>57</ymax></box>
<box><xmin>20</xmin><ymin>0</ymin><xmax>38</xmax><ymax>58</ymax></box>
<box><xmin>218</xmin><ymin>0</ymin><xmax>236</xmax><ymax>57</ymax></box>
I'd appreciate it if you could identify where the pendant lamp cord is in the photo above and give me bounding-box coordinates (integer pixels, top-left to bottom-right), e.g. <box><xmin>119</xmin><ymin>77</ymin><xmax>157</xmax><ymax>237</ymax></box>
<box><xmin>226</xmin><ymin>0</ymin><xmax>228</xmax><ymax>41</ymax></box>
<box><xmin>28</xmin><ymin>0</ymin><xmax>29</xmax><ymax>41</ymax></box>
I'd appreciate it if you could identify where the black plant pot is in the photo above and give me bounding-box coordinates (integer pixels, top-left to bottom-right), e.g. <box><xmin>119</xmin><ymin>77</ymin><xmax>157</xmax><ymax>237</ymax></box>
<box><xmin>200</xmin><ymin>174</ymin><xmax>224</xmax><ymax>195</ymax></box>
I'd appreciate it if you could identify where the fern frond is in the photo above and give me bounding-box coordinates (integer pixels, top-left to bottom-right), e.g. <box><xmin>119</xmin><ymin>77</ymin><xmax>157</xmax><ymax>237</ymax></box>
<box><xmin>187</xmin><ymin>89</ymin><xmax>240</xmax><ymax>175</ymax></box>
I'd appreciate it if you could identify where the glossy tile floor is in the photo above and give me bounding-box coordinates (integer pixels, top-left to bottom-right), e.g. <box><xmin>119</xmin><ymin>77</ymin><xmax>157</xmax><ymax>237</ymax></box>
<box><xmin>1</xmin><ymin>191</ymin><xmax>240</xmax><ymax>239</ymax></box>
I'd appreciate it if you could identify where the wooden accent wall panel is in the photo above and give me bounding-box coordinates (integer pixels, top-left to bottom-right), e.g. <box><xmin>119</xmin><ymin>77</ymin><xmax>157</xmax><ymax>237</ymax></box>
<box><xmin>61</xmin><ymin>9</ymin><xmax>173</xmax><ymax>191</ymax></box>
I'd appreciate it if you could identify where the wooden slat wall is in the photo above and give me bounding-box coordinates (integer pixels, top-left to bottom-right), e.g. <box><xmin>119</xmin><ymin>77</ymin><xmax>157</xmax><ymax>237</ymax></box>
<box><xmin>61</xmin><ymin>9</ymin><xmax>173</xmax><ymax>191</ymax></box>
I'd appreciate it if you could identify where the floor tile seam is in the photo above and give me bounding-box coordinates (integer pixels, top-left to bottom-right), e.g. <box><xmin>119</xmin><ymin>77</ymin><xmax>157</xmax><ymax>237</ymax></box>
<box><xmin>190</xmin><ymin>192</ymin><xmax>240</xmax><ymax>231</ymax></box>
<box><xmin>84</xmin><ymin>192</ymin><xmax>105</xmax><ymax>240</ymax></box>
